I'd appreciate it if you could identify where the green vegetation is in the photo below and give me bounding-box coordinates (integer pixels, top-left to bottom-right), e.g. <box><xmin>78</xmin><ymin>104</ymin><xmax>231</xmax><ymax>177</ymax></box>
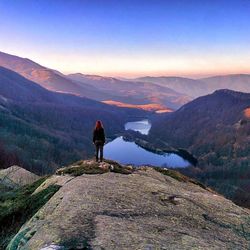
<box><xmin>149</xmin><ymin>90</ymin><xmax>250</xmax><ymax>208</ymax></box>
<box><xmin>154</xmin><ymin>167</ymin><xmax>191</xmax><ymax>182</ymax></box>
<box><xmin>104</xmin><ymin>159</ymin><xmax>135</xmax><ymax>174</ymax></box>
<box><xmin>56</xmin><ymin>160</ymin><xmax>109</xmax><ymax>176</ymax></box>
<box><xmin>56</xmin><ymin>159</ymin><xmax>135</xmax><ymax>176</ymax></box>
<box><xmin>177</xmin><ymin>148</ymin><xmax>198</xmax><ymax>166</ymax></box>
<box><xmin>57</xmin><ymin>238</ymin><xmax>91</xmax><ymax>250</ymax></box>
<box><xmin>0</xmin><ymin>112</ymin><xmax>82</xmax><ymax>174</ymax></box>
<box><xmin>154</xmin><ymin>167</ymin><xmax>210</xmax><ymax>191</ymax></box>
<box><xmin>0</xmin><ymin>177</ymin><xmax>60</xmax><ymax>249</ymax></box>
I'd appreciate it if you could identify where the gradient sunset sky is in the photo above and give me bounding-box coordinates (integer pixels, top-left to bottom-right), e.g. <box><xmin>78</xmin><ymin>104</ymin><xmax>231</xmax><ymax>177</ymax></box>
<box><xmin>0</xmin><ymin>0</ymin><xmax>250</xmax><ymax>77</ymax></box>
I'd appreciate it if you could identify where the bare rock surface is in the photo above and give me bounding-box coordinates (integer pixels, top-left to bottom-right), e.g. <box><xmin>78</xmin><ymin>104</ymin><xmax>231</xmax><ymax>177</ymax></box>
<box><xmin>0</xmin><ymin>165</ymin><xmax>39</xmax><ymax>188</ymax></box>
<box><xmin>7</xmin><ymin>160</ymin><xmax>250</xmax><ymax>250</ymax></box>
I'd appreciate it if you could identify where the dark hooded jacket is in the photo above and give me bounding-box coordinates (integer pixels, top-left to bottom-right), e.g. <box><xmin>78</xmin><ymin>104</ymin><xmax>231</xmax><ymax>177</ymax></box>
<box><xmin>93</xmin><ymin>127</ymin><xmax>105</xmax><ymax>144</ymax></box>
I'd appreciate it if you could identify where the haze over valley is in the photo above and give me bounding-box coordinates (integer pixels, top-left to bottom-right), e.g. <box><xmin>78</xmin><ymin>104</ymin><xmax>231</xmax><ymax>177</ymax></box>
<box><xmin>1</xmin><ymin>50</ymin><xmax>250</xmax><ymax>112</ymax></box>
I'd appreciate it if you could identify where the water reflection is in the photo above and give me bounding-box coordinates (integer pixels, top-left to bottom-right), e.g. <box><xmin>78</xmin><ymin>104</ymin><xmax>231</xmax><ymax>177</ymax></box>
<box><xmin>105</xmin><ymin>136</ymin><xmax>190</xmax><ymax>168</ymax></box>
<box><xmin>105</xmin><ymin>119</ymin><xmax>190</xmax><ymax>168</ymax></box>
<box><xmin>125</xmin><ymin>119</ymin><xmax>151</xmax><ymax>135</ymax></box>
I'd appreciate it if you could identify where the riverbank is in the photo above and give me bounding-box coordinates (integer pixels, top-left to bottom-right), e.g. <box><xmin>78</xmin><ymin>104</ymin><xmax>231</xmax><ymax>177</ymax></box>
<box><xmin>123</xmin><ymin>134</ymin><xmax>197</xmax><ymax>166</ymax></box>
<box><xmin>105</xmin><ymin>119</ymin><xmax>195</xmax><ymax>168</ymax></box>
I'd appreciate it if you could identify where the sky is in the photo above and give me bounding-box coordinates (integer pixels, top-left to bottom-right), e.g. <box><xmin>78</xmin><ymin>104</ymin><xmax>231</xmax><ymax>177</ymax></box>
<box><xmin>0</xmin><ymin>0</ymin><xmax>250</xmax><ymax>78</ymax></box>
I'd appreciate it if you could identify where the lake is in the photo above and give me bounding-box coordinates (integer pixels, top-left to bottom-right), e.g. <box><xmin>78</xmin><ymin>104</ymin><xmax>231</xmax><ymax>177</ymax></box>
<box><xmin>124</xmin><ymin>119</ymin><xmax>151</xmax><ymax>135</ymax></box>
<box><xmin>105</xmin><ymin>120</ymin><xmax>190</xmax><ymax>168</ymax></box>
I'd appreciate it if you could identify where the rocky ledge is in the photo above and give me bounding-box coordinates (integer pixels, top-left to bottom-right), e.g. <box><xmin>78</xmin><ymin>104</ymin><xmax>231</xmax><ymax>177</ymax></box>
<box><xmin>0</xmin><ymin>165</ymin><xmax>39</xmax><ymax>190</ymax></box>
<box><xmin>7</xmin><ymin>160</ymin><xmax>250</xmax><ymax>249</ymax></box>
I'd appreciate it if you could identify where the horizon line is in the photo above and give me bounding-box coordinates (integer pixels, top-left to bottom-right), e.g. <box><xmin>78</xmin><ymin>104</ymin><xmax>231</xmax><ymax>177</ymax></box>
<box><xmin>1</xmin><ymin>50</ymin><xmax>250</xmax><ymax>80</ymax></box>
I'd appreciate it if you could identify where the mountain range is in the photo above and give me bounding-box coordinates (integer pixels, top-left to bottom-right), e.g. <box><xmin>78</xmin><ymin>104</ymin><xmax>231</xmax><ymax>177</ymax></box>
<box><xmin>135</xmin><ymin>74</ymin><xmax>250</xmax><ymax>97</ymax></box>
<box><xmin>67</xmin><ymin>73</ymin><xmax>191</xmax><ymax>110</ymax></box>
<box><xmin>0</xmin><ymin>51</ymin><xmax>190</xmax><ymax>111</ymax></box>
<box><xmin>1</xmin><ymin>51</ymin><xmax>250</xmax><ymax>106</ymax></box>
<box><xmin>0</xmin><ymin>51</ymin><xmax>110</xmax><ymax>99</ymax></box>
<box><xmin>1</xmin><ymin>50</ymin><xmax>250</xmax><ymax>111</ymax></box>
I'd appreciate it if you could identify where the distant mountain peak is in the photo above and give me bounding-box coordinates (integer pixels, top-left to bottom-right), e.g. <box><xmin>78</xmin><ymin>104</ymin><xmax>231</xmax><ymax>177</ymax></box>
<box><xmin>69</xmin><ymin>73</ymin><xmax>117</xmax><ymax>81</ymax></box>
<box><xmin>215</xmin><ymin>88</ymin><xmax>242</xmax><ymax>94</ymax></box>
<box><xmin>201</xmin><ymin>73</ymin><xmax>250</xmax><ymax>80</ymax></box>
<box><xmin>214</xmin><ymin>89</ymin><xmax>250</xmax><ymax>100</ymax></box>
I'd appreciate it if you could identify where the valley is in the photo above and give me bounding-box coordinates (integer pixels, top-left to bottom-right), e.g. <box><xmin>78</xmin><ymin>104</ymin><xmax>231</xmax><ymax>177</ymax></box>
<box><xmin>1</xmin><ymin>2</ymin><xmax>250</xmax><ymax>249</ymax></box>
<box><xmin>102</xmin><ymin>100</ymin><xmax>172</xmax><ymax>113</ymax></box>
<box><xmin>0</xmin><ymin>66</ymin><xmax>149</xmax><ymax>174</ymax></box>
<box><xmin>0</xmin><ymin>51</ymin><xmax>250</xmax><ymax>210</ymax></box>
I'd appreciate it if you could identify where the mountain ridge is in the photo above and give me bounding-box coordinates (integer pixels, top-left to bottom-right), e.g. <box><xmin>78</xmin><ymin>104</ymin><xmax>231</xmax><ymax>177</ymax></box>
<box><xmin>0</xmin><ymin>51</ymin><xmax>190</xmax><ymax>110</ymax></box>
<box><xmin>68</xmin><ymin>72</ymin><xmax>191</xmax><ymax>109</ymax></box>
<box><xmin>0</xmin><ymin>51</ymin><xmax>114</xmax><ymax>101</ymax></box>
<box><xmin>149</xmin><ymin>89</ymin><xmax>250</xmax><ymax>208</ymax></box>
<box><xmin>135</xmin><ymin>75</ymin><xmax>250</xmax><ymax>98</ymax></box>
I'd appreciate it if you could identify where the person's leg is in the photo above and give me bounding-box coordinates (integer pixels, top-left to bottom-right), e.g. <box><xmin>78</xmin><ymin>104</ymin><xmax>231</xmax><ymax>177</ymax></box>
<box><xmin>100</xmin><ymin>145</ymin><xmax>103</xmax><ymax>162</ymax></box>
<box><xmin>95</xmin><ymin>144</ymin><xmax>99</xmax><ymax>162</ymax></box>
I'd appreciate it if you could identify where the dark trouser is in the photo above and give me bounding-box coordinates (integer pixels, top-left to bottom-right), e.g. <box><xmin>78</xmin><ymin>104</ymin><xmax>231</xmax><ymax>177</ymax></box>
<box><xmin>95</xmin><ymin>141</ymin><xmax>104</xmax><ymax>161</ymax></box>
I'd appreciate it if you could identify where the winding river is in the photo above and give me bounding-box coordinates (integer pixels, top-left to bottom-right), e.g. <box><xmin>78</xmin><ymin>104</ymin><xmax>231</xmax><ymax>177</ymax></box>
<box><xmin>105</xmin><ymin>119</ymin><xmax>190</xmax><ymax>168</ymax></box>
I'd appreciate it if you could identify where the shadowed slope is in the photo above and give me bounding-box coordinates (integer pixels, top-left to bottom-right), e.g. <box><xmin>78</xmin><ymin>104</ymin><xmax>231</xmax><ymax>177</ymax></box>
<box><xmin>150</xmin><ymin>89</ymin><xmax>250</xmax><ymax>208</ymax></box>
<box><xmin>0</xmin><ymin>51</ymin><xmax>113</xmax><ymax>100</ymax></box>
<box><xmin>0</xmin><ymin>67</ymin><xmax>147</xmax><ymax>174</ymax></box>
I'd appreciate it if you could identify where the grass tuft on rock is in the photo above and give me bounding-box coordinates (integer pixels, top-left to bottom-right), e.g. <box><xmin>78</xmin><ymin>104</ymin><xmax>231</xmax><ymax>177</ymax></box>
<box><xmin>0</xmin><ymin>177</ymin><xmax>60</xmax><ymax>249</ymax></box>
<box><xmin>154</xmin><ymin>167</ymin><xmax>210</xmax><ymax>191</ymax></box>
<box><xmin>56</xmin><ymin>161</ymin><xmax>108</xmax><ymax>176</ymax></box>
<box><xmin>105</xmin><ymin>159</ymin><xmax>135</xmax><ymax>174</ymax></box>
<box><xmin>154</xmin><ymin>167</ymin><xmax>191</xmax><ymax>182</ymax></box>
<box><xmin>56</xmin><ymin>159</ymin><xmax>135</xmax><ymax>176</ymax></box>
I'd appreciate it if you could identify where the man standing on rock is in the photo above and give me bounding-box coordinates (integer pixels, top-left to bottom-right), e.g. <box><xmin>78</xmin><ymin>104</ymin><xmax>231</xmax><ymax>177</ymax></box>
<box><xmin>93</xmin><ymin>120</ymin><xmax>106</xmax><ymax>162</ymax></box>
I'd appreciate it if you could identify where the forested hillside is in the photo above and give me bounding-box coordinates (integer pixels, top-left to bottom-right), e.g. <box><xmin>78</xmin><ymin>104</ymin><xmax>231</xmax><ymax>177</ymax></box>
<box><xmin>0</xmin><ymin>67</ymin><xmax>147</xmax><ymax>174</ymax></box>
<box><xmin>149</xmin><ymin>89</ymin><xmax>250</xmax><ymax>208</ymax></box>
